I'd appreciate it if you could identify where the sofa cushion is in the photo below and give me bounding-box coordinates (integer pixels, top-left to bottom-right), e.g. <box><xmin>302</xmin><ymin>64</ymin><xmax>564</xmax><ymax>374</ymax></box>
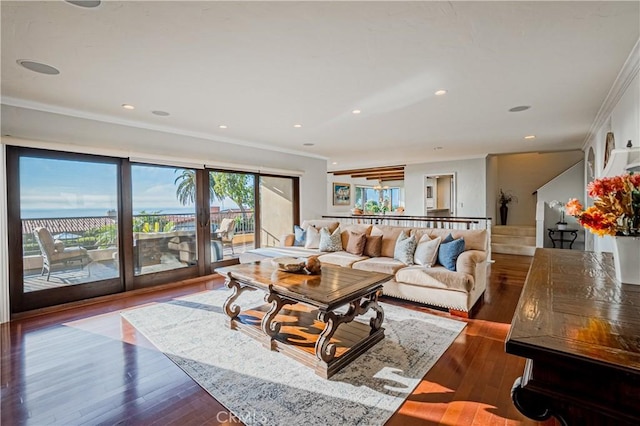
<box><xmin>395</xmin><ymin>265</ymin><xmax>473</xmax><ymax>293</ymax></box>
<box><xmin>305</xmin><ymin>226</ymin><xmax>321</xmax><ymax>249</ymax></box>
<box><xmin>293</xmin><ymin>225</ymin><xmax>306</xmax><ymax>247</ymax></box>
<box><xmin>428</xmin><ymin>228</ymin><xmax>487</xmax><ymax>251</ymax></box>
<box><xmin>393</xmin><ymin>231</ymin><xmax>416</xmax><ymax>265</ymax></box>
<box><xmin>352</xmin><ymin>257</ymin><xmax>406</xmax><ymax>275</ymax></box>
<box><xmin>301</xmin><ymin>220</ymin><xmax>340</xmax><ymax>234</ymax></box>
<box><xmin>319</xmin><ymin>227</ymin><xmax>342</xmax><ymax>252</ymax></box>
<box><xmin>364</xmin><ymin>235</ymin><xmax>382</xmax><ymax>257</ymax></box>
<box><xmin>318</xmin><ymin>251</ymin><xmax>368</xmax><ymax>268</ymax></box>
<box><xmin>414</xmin><ymin>235</ymin><xmax>441</xmax><ymax>267</ymax></box>
<box><xmin>345</xmin><ymin>231</ymin><xmax>367</xmax><ymax>256</ymax></box>
<box><xmin>438</xmin><ymin>237</ymin><xmax>465</xmax><ymax>271</ymax></box>
<box><xmin>340</xmin><ymin>224</ymin><xmax>372</xmax><ymax>249</ymax></box>
<box><xmin>371</xmin><ymin>226</ymin><xmax>412</xmax><ymax>258</ymax></box>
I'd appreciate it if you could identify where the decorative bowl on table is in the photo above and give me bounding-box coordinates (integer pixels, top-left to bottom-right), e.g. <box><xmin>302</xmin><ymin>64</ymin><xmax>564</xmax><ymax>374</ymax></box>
<box><xmin>271</xmin><ymin>257</ymin><xmax>306</xmax><ymax>273</ymax></box>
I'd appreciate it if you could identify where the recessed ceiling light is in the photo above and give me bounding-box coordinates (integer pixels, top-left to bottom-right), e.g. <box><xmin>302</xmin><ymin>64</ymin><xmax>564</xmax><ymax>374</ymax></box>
<box><xmin>151</xmin><ymin>110</ymin><xmax>170</xmax><ymax>116</ymax></box>
<box><xmin>509</xmin><ymin>105</ymin><xmax>531</xmax><ymax>112</ymax></box>
<box><xmin>303</xmin><ymin>143</ymin><xmax>314</xmax><ymax>147</ymax></box>
<box><xmin>219</xmin><ymin>125</ymin><xmax>228</xmax><ymax>129</ymax></box>
<box><xmin>352</xmin><ymin>109</ymin><xmax>361</xmax><ymax>114</ymax></box>
<box><xmin>65</xmin><ymin>1</ymin><xmax>101</xmax><ymax>8</ymax></box>
<box><xmin>17</xmin><ymin>60</ymin><xmax>60</xmax><ymax>75</ymax></box>
<box><xmin>524</xmin><ymin>135</ymin><xmax>536</xmax><ymax>140</ymax></box>
<box><xmin>332</xmin><ymin>162</ymin><xmax>338</xmax><ymax>165</ymax></box>
<box><xmin>122</xmin><ymin>104</ymin><xmax>135</xmax><ymax>110</ymax></box>
<box><xmin>435</xmin><ymin>89</ymin><xmax>448</xmax><ymax>96</ymax></box>
<box><xmin>293</xmin><ymin>124</ymin><xmax>302</xmax><ymax>128</ymax></box>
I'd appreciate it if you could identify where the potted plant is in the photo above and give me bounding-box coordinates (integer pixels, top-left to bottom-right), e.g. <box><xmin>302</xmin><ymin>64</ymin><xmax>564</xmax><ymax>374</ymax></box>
<box><xmin>498</xmin><ymin>189</ymin><xmax>516</xmax><ymax>225</ymax></box>
<box><xmin>549</xmin><ymin>200</ymin><xmax>568</xmax><ymax>230</ymax></box>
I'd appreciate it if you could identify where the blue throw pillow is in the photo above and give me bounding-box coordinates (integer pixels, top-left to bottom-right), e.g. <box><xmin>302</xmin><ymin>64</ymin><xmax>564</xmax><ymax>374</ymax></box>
<box><xmin>293</xmin><ymin>225</ymin><xmax>306</xmax><ymax>247</ymax></box>
<box><xmin>438</xmin><ymin>238</ymin><xmax>465</xmax><ymax>271</ymax></box>
<box><xmin>442</xmin><ymin>233</ymin><xmax>454</xmax><ymax>244</ymax></box>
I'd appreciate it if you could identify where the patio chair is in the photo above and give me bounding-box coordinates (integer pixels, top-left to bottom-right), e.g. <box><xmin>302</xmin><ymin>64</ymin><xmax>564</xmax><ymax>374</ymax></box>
<box><xmin>33</xmin><ymin>227</ymin><xmax>90</xmax><ymax>281</ymax></box>
<box><xmin>214</xmin><ymin>218</ymin><xmax>236</xmax><ymax>255</ymax></box>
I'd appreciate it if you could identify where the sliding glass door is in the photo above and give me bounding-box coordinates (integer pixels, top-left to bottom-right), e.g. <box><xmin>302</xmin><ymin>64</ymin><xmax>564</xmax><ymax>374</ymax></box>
<box><xmin>208</xmin><ymin>171</ymin><xmax>255</xmax><ymax>263</ymax></box>
<box><xmin>131</xmin><ymin>164</ymin><xmax>198</xmax><ymax>277</ymax></box>
<box><xmin>7</xmin><ymin>146</ymin><xmax>300</xmax><ymax>313</ymax></box>
<box><xmin>7</xmin><ymin>148</ymin><xmax>123</xmax><ymax>311</ymax></box>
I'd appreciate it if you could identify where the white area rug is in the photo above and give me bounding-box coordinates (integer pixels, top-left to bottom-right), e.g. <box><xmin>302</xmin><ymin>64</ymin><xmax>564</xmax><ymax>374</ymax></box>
<box><xmin>121</xmin><ymin>289</ymin><xmax>465</xmax><ymax>426</ymax></box>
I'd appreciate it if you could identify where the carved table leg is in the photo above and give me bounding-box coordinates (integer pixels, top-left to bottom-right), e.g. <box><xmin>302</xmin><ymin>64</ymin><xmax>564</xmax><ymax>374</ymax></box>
<box><xmin>511</xmin><ymin>377</ymin><xmax>568</xmax><ymax>425</ymax></box>
<box><xmin>222</xmin><ymin>274</ymin><xmax>255</xmax><ymax>326</ymax></box>
<box><xmin>315</xmin><ymin>291</ymin><xmax>384</xmax><ymax>363</ymax></box>
<box><xmin>261</xmin><ymin>291</ymin><xmax>296</xmax><ymax>338</ymax></box>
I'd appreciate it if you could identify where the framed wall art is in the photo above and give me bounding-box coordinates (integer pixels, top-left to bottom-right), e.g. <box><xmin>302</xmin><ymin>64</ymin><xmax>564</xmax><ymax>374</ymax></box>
<box><xmin>332</xmin><ymin>182</ymin><xmax>351</xmax><ymax>206</ymax></box>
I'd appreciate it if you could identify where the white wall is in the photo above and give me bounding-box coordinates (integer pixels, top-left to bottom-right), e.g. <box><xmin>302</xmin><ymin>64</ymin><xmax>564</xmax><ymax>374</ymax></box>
<box><xmin>0</xmin><ymin>144</ymin><xmax>9</xmax><ymax>323</ymax></box>
<box><xmin>0</xmin><ymin>106</ymin><xmax>328</xmax><ymax>321</ymax></box>
<box><xmin>583</xmin><ymin>51</ymin><xmax>639</xmax><ymax>253</ymax></box>
<box><xmin>535</xmin><ymin>161</ymin><xmax>585</xmax><ymax>249</ymax></box>
<box><xmin>404</xmin><ymin>158</ymin><xmax>486</xmax><ymax>217</ymax></box>
<box><xmin>496</xmin><ymin>151</ymin><xmax>583</xmax><ymax>225</ymax></box>
<box><xmin>485</xmin><ymin>155</ymin><xmax>499</xmax><ymax>221</ymax></box>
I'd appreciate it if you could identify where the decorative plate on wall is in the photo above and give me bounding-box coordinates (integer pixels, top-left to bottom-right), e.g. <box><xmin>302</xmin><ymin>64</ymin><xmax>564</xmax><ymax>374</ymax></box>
<box><xmin>604</xmin><ymin>132</ymin><xmax>615</xmax><ymax>169</ymax></box>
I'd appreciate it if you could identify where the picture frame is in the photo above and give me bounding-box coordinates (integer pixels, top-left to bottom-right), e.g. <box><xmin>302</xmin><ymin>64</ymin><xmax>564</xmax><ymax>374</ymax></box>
<box><xmin>604</xmin><ymin>132</ymin><xmax>615</xmax><ymax>169</ymax></box>
<box><xmin>332</xmin><ymin>182</ymin><xmax>351</xmax><ymax>206</ymax></box>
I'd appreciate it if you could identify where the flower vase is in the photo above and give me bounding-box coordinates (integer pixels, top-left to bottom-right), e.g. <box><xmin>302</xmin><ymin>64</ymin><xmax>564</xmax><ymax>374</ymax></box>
<box><xmin>612</xmin><ymin>236</ymin><xmax>640</xmax><ymax>285</ymax></box>
<box><xmin>557</xmin><ymin>223</ymin><xmax>567</xmax><ymax>230</ymax></box>
<box><xmin>499</xmin><ymin>204</ymin><xmax>508</xmax><ymax>226</ymax></box>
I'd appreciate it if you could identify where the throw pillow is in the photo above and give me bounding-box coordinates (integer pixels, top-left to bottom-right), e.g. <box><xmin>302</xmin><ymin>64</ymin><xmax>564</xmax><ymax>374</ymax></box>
<box><xmin>394</xmin><ymin>232</ymin><xmax>417</xmax><ymax>265</ymax></box>
<box><xmin>345</xmin><ymin>231</ymin><xmax>367</xmax><ymax>256</ymax></box>
<box><xmin>293</xmin><ymin>225</ymin><xmax>306</xmax><ymax>247</ymax></box>
<box><xmin>53</xmin><ymin>240</ymin><xmax>65</xmax><ymax>253</ymax></box>
<box><xmin>442</xmin><ymin>233</ymin><xmax>454</xmax><ymax>244</ymax></box>
<box><xmin>364</xmin><ymin>235</ymin><xmax>382</xmax><ymax>257</ymax></box>
<box><xmin>414</xmin><ymin>235</ymin><xmax>442</xmax><ymax>267</ymax></box>
<box><xmin>304</xmin><ymin>226</ymin><xmax>321</xmax><ymax>249</ymax></box>
<box><xmin>319</xmin><ymin>227</ymin><xmax>342</xmax><ymax>252</ymax></box>
<box><xmin>438</xmin><ymin>237</ymin><xmax>465</xmax><ymax>271</ymax></box>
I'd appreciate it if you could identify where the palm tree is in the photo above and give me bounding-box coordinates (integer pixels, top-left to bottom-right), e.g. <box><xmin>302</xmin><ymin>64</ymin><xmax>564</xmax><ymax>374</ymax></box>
<box><xmin>174</xmin><ymin>170</ymin><xmax>255</xmax><ymax>217</ymax></box>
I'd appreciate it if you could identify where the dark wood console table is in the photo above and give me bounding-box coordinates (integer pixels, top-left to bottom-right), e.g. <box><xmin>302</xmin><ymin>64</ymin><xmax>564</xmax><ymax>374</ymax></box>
<box><xmin>547</xmin><ymin>228</ymin><xmax>579</xmax><ymax>249</ymax></box>
<box><xmin>506</xmin><ymin>249</ymin><xmax>640</xmax><ymax>425</ymax></box>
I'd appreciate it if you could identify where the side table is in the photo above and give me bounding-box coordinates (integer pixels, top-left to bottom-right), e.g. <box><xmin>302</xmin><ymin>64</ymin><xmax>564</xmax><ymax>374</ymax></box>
<box><xmin>547</xmin><ymin>228</ymin><xmax>578</xmax><ymax>249</ymax></box>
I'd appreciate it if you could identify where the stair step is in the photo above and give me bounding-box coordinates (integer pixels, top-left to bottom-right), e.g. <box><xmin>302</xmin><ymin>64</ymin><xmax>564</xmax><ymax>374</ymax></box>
<box><xmin>491</xmin><ymin>243</ymin><xmax>537</xmax><ymax>256</ymax></box>
<box><xmin>492</xmin><ymin>235</ymin><xmax>536</xmax><ymax>246</ymax></box>
<box><xmin>492</xmin><ymin>225</ymin><xmax>536</xmax><ymax>237</ymax></box>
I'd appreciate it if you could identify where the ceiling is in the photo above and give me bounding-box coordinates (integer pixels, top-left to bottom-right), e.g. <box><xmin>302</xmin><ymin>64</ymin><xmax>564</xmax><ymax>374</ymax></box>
<box><xmin>2</xmin><ymin>1</ymin><xmax>639</xmax><ymax>170</ymax></box>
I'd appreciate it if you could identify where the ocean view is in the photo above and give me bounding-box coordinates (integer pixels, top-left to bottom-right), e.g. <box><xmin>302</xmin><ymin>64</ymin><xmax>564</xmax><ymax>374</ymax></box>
<box><xmin>21</xmin><ymin>207</ymin><xmax>197</xmax><ymax>219</ymax></box>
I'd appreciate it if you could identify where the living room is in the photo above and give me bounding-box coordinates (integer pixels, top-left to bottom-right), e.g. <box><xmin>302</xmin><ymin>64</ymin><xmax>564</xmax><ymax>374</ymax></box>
<box><xmin>1</xmin><ymin>1</ymin><xmax>639</xmax><ymax>425</ymax></box>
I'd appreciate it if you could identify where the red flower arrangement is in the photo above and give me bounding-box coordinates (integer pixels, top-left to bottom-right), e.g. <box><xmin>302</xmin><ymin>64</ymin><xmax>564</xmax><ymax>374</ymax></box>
<box><xmin>566</xmin><ymin>173</ymin><xmax>640</xmax><ymax>237</ymax></box>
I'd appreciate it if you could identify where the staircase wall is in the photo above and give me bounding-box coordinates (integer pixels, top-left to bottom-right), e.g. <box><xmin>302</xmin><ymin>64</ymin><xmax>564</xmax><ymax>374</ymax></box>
<box><xmin>535</xmin><ymin>160</ymin><xmax>585</xmax><ymax>250</ymax></box>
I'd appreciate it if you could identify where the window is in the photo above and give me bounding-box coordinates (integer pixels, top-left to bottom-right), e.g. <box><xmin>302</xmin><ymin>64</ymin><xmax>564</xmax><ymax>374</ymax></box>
<box><xmin>354</xmin><ymin>185</ymin><xmax>402</xmax><ymax>213</ymax></box>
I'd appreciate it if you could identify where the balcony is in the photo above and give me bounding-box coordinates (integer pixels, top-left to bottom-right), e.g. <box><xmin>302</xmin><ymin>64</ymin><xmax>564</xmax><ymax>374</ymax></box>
<box><xmin>21</xmin><ymin>211</ymin><xmax>256</xmax><ymax>292</ymax></box>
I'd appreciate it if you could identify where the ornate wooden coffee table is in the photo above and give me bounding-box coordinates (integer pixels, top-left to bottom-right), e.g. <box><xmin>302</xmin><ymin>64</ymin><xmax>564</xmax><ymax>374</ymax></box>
<box><xmin>215</xmin><ymin>261</ymin><xmax>392</xmax><ymax>378</ymax></box>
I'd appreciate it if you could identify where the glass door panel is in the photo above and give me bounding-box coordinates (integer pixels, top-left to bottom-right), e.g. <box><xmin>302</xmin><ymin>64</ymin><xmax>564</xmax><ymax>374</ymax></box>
<box><xmin>259</xmin><ymin>176</ymin><xmax>294</xmax><ymax>247</ymax></box>
<box><xmin>209</xmin><ymin>171</ymin><xmax>255</xmax><ymax>262</ymax></box>
<box><xmin>131</xmin><ymin>165</ymin><xmax>198</xmax><ymax>275</ymax></box>
<box><xmin>18</xmin><ymin>156</ymin><xmax>120</xmax><ymax>292</ymax></box>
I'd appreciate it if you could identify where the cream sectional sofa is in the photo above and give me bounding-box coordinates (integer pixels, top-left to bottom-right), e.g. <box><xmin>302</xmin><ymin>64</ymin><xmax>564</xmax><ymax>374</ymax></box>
<box><xmin>240</xmin><ymin>219</ymin><xmax>488</xmax><ymax>317</ymax></box>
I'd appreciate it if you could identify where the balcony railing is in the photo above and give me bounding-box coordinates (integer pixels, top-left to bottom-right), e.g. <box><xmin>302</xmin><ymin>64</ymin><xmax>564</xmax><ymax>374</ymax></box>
<box><xmin>21</xmin><ymin>210</ymin><xmax>256</xmax><ymax>256</ymax></box>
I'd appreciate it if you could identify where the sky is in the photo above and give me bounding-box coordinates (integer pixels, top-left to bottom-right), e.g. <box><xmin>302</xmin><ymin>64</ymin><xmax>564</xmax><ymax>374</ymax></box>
<box><xmin>19</xmin><ymin>157</ymin><xmax>239</xmax><ymax>216</ymax></box>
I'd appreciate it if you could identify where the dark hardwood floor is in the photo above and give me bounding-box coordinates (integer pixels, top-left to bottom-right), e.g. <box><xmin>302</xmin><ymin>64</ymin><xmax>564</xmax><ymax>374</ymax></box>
<box><xmin>1</xmin><ymin>253</ymin><xmax>555</xmax><ymax>425</ymax></box>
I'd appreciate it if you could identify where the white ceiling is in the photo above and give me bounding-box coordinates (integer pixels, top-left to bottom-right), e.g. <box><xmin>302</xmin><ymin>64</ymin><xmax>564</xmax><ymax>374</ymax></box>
<box><xmin>2</xmin><ymin>1</ymin><xmax>639</xmax><ymax>170</ymax></box>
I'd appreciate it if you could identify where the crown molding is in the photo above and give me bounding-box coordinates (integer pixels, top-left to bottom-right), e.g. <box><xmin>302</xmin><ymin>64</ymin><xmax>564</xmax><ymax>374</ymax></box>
<box><xmin>582</xmin><ymin>38</ymin><xmax>640</xmax><ymax>150</ymax></box>
<box><xmin>1</xmin><ymin>97</ymin><xmax>328</xmax><ymax>161</ymax></box>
